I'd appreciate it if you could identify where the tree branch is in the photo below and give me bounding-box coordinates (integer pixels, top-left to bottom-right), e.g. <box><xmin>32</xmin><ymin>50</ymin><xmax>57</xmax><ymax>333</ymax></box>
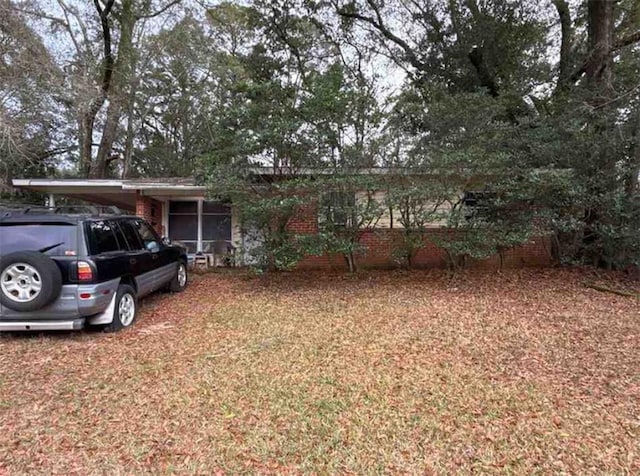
<box><xmin>93</xmin><ymin>0</ymin><xmax>115</xmax><ymax>95</ymax></box>
<box><xmin>57</xmin><ymin>0</ymin><xmax>91</xmax><ymax>57</ymax></box>
<box><xmin>55</xmin><ymin>0</ymin><xmax>82</xmax><ymax>59</ymax></box>
<box><xmin>615</xmin><ymin>30</ymin><xmax>640</xmax><ymax>49</ymax></box>
<box><xmin>137</xmin><ymin>0</ymin><xmax>182</xmax><ymax>19</ymax></box>
<box><xmin>584</xmin><ymin>281</ymin><xmax>639</xmax><ymax>298</ymax></box>
<box><xmin>570</xmin><ymin>28</ymin><xmax>640</xmax><ymax>84</ymax></box>
<box><xmin>8</xmin><ymin>7</ymin><xmax>66</xmax><ymax>25</ymax></box>
<box><xmin>468</xmin><ymin>46</ymin><xmax>499</xmax><ymax>97</ymax></box>
<box><xmin>37</xmin><ymin>146</ymin><xmax>76</xmax><ymax>161</ymax></box>
<box><xmin>335</xmin><ymin>1</ymin><xmax>425</xmax><ymax>73</ymax></box>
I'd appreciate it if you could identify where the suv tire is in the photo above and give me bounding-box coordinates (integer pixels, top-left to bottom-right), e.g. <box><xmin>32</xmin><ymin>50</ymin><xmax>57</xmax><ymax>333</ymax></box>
<box><xmin>167</xmin><ymin>261</ymin><xmax>188</xmax><ymax>293</ymax></box>
<box><xmin>0</xmin><ymin>251</ymin><xmax>62</xmax><ymax>312</ymax></box>
<box><xmin>105</xmin><ymin>284</ymin><xmax>137</xmax><ymax>332</ymax></box>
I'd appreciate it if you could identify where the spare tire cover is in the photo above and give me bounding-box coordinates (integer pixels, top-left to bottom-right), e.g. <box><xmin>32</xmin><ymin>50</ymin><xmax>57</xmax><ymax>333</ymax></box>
<box><xmin>0</xmin><ymin>251</ymin><xmax>63</xmax><ymax>312</ymax></box>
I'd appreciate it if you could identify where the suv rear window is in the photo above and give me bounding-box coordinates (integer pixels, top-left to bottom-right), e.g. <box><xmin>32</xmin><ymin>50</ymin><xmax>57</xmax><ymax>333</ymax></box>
<box><xmin>0</xmin><ymin>223</ymin><xmax>79</xmax><ymax>257</ymax></box>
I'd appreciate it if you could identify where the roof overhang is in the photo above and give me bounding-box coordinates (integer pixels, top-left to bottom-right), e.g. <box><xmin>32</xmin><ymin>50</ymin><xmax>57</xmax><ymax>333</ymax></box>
<box><xmin>121</xmin><ymin>182</ymin><xmax>205</xmax><ymax>196</ymax></box>
<box><xmin>12</xmin><ymin>178</ymin><xmax>209</xmax><ymax>210</ymax></box>
<box><xmin>13</xmin><ymin>178</ymin><xmax>124</xmax><ymax>191</ymax></box>
<box><xmin>12</xmin><ymin>179</ymin><xmax>135</xmax><ymax>211</ymax></box>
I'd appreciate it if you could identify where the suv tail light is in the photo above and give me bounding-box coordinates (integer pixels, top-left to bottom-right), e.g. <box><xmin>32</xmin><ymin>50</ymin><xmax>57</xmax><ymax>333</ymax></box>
<box><xmin>77</xmin><ymin>261</ymin><xmax>93</xmax><ymax>281</ymax></box>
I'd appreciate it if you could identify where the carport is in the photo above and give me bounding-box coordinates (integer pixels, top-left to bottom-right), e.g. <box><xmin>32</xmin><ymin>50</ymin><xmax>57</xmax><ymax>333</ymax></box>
<box><xmin>12</xmin><ymin>178</ymin><xmax>238</xmax><ymax>254</ymax></box>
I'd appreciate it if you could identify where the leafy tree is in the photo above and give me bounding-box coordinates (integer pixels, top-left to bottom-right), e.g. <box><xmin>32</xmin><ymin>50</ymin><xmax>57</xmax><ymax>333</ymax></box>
<box><xmin>383</xmin><ymin>176</ymin><xmax>455</xmax><ymax>268</ymax></box>
<box><xmin>207</xmin><ymin>164</ymin><xmax>315</xmax><ymax>271</ymax></box>
<box><xmin>203</xmin><ymin>2</ymin><xmax>385</xmax><ymax>271</ymax></box>
<box><xmin>5</xmin><ymin>0</ymin><xmax>184</xmax><ymax>178</ymax></box>
<box><xmin>0</xmin><ymin>1</ymin><xmax>60</xmax><ymax>188</ymax></box>
<box><xmin>130</xmin><ymin>17</ymin><xmax>224</xmax><ymax>177</ymax></box>
<box><xmin>334</xmin><ymin>0</ymin><xmax>640</xmax><ymax>269</ymax></box>
<box><xmin>314</xmin><ymin>174</ymin><xmax>385</xmax><ymax>272</ymax></box>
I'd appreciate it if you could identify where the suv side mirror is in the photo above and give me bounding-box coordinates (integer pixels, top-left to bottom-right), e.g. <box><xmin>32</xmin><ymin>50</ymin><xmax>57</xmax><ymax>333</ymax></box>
<box><xmin>145</xmin><ymin>241</ymin><xmax>160</xmax><ymax>252</ymax></box>
<box><xmin>161</xmin><ymin>236</ymin><xmax>171</xmax><ymax>246</ymax></box>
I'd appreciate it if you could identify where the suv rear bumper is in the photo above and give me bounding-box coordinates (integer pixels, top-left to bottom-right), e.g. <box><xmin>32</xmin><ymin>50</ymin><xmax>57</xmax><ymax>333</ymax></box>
<box><xmin>0</xmin><ymin>279</ymin><xmax>121</xmax><ymax>324</ymax></box>
<box><xmin>0</xmin><ymin>318</ymin><xmax>85</xmax><ymax>331</ymax></box>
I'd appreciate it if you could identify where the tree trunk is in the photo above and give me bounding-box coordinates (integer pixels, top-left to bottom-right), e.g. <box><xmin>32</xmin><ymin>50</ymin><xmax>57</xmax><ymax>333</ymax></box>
<box><xmin>553</xmin><ymin>0</ymin><xmax>573</xmax><ymax>94</ymax></box>
<box><xmin>581</xmin><ymin>0</ymin><xmax>617</xmax><ymax>266</ymax></box>
<box><xmin>586</xmin><ymin>0</ymin><xmax>615</xmax><ymax>96</ymax></box>
<box><xmin>92</xmin><ymin>0</ymin><xmax>136</xmax><ymax>178</ymax></box>
<box><xmin>78</xmin><ymin>114</ymin><xmax>95</xmax><ymax>176</ymax></box>
<box><xmin>122</xmin><ymin>82</ymin><xmax>137</xmax><ymax>179</ymax></box>
<box><xmin>76</xmin><ymin>0</ymin><xmax>116</xmax><ymax>177</ymax></box>
<box><xmin>91</xmin><ymin>99</ymin><xmax>121</xmax><ymax>178</ymax></box>
<box><xmin>345</xmin><ymin>252</ymin><xmax>356</xmax><ymax>273</ymax></box>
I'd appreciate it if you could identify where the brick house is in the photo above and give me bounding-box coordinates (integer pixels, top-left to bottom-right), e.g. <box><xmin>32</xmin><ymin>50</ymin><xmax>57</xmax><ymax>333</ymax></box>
<box><xmin>12</xmin><ymin>171</ymin><xmax>552</xmax><ymax>269</ymax></box>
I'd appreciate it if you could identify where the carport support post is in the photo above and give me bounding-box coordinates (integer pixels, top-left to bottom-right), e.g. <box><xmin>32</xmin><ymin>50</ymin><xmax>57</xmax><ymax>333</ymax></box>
<box><xmin>197</xmin><ymin>199</ymin><xmax>203</xmax><ymax>252</ymax></box>
<box><xmin>47</xmin><ymin>193</ymin><xmax>55</xmax><ymax>208</ymax></box>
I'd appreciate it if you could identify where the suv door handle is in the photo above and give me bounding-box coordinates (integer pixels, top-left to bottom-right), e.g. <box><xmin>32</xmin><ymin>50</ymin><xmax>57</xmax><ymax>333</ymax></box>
<box><xmin>152</xmin><ymin>254</ymin><xmax>158</xmax><ymax>260</ymax></box>
<box><xmin>129</xmin><ymin>258</ymin><xmax>137</xmax><ymax>265</ymax></box>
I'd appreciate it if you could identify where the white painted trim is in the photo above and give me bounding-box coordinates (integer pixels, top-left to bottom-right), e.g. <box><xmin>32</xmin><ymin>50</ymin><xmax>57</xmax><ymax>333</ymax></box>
<box><xmin>162</xmin><ymin>196</ymin><xmax>206</xmax><ymax>202</ymax></box>
<box><xmin>197</xmin><ymin>199</ymin><xmax>203</xmax><ymax>252</ymax></box>
<box><xmin>161</xmin><ymin>198</ymin><xmax>169</xmax><ymax>238</ymax></box>
<box><xmin>122</xmin><ymin>184</ymin><xmax>205</xmax><ymax>191</ymax></box>
<box><xmin>13</xmin><ymin>179</ymin><xmax>124</xmax><ymax>187</ymax></box>
<box><xmin>231</xmin><ymin>206</ymin><xmax>242</xmax><ymax>266</ymax></box>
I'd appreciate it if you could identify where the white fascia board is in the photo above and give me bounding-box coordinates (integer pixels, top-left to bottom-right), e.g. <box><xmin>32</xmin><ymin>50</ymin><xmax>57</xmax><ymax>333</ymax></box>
<box><xmin>121</xmin><ymin>184</ymin><xmax>206</xmax><ymax>191</ymax></box>
<box><xmin>13</xmin><ymin>179</ymin><xmax>124</xmax><ymax>188</ymax></box>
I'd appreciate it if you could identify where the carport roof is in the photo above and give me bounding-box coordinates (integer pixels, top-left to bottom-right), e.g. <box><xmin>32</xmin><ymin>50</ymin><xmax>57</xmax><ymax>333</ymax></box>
<box><xmin>12</xmin><ymin>178</ymin><xmax>207</xmax><ymax>211</ymax></box>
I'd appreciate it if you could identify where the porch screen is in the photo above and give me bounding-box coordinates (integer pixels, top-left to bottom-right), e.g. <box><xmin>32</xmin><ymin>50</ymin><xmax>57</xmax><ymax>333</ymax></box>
<box><xmin>168</xmin><ymin>201</ymin><xmax>198</xmax><ymax>253</ymax></box>
<box><xmin>202</xmin><ymin>201</ymin><xmax>231</xmax><ymax>253</ymax></box>
<box><xmin>168</xmin><ymin>201</ymin><xmax>231</xmax><ymax>253</ymax></box>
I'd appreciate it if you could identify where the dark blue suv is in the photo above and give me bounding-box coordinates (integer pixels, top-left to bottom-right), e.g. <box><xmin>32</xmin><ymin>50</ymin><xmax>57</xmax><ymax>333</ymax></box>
<box><xmin>0</xmin><ymin>206</ymin><xmax>188</xmax><ymax>332</ymax></box>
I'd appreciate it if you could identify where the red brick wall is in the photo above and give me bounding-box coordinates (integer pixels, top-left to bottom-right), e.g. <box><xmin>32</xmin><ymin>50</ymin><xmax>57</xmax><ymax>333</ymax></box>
<box><xmin>287</xmin><ymin>202</ymin><xmax>553</xmax><ymax>270</ymax></box>
<box><xmin>135</xmin><ymin>192</ymin><xmax>164</xmax><ymax>235</ymax></box>
<box><xmin>286</xmin><ymin>203</ymin><xmax>319</xmax><ymax>234</ymax></box>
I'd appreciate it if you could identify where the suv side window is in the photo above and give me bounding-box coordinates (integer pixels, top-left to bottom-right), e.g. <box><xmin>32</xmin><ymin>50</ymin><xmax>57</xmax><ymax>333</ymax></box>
<box><xmin>118</xmin><ymin>220</ymin><xmax>144</xmax><ymax>251</ymax></box>
<box><xmin>87</xmin><ymin>220</ymin><xmax>123</xmax><ymax>255</ymax></box>
<box><xmin>133</xmin><ymin>219</ymin><xmax>160</xmax><ymax>251</ymax></box>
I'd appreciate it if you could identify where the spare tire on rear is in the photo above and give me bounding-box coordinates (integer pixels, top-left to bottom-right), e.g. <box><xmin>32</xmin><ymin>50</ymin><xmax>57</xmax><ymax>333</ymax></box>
<box><xmin>0</xmin><ymin>251</ymin><xmax>63</xmax><ymax>312</ymax></box>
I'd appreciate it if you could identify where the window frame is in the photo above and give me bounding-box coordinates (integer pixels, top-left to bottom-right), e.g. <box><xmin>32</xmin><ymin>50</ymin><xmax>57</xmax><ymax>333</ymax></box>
<box><xmin>117</xmin><ymin>219</ymin><xmax>144</xmax><ymax>251</ymax></box>
<box><xmin>462</xmin><ymin>190</ymin><xmax>493</xmax><ymax>221</ymax></box>
<box><xmin>318</xmin><ymin>191</ymin><xmax>356</xmax><ymax>228</ymax></box>
<box><xmin>168</xmin><ymin>200</ymin><xmax>199</xmax><ymax>252</ymax></box>
<box><xmin>133</xmin><ymin>219</ymin><xmax>162</xmax><ymax>252</ymax></box>
<box><xmin>201</xmin><ymin>202</ymin><xmax>232</xmax><ymax>251</ymax></box>
<box><xmin>167</xmin><ymin>199</ymin><xmax>232</xmax><ymax>253</ymax></box>
<box><xmin>85</xmin><ymin>219</ymin><xmax>125</xmax><ymax>255</ymax></box>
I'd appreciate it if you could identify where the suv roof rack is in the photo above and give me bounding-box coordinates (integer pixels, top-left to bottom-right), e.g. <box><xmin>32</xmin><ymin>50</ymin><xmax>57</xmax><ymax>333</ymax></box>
<box><xmin>0</xmin><ymin>202</ymin><xmax>47</xmax><ymax>217</ymax></box>
<box><xmin>0</xmin><ymin>203</ymin><xmax>125</xmax><ymax>217</ymax></box>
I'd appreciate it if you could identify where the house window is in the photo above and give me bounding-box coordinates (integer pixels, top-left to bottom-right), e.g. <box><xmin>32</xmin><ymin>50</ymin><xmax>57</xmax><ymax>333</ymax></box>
<box><xmin>168</xmin><ymin>200</ymin><xmax>231</xmax><ymax>253</ymax></box>
<box><xmin>462</xmin><ymin>191</ymin><xmax>492</xmax><ymax>220</ymax></box>
<box><xmin>318</xmin><ymin>191</ymin><xmax>356</xmax><ymax>227</ymax></box>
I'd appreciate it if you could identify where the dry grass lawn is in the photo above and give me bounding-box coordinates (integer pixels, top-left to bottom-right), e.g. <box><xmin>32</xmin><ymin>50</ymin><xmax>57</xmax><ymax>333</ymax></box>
<box><xmin>0</xmin><ymin>269</ymin><xmax>639</xmax><ymax>474</ymax></box>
